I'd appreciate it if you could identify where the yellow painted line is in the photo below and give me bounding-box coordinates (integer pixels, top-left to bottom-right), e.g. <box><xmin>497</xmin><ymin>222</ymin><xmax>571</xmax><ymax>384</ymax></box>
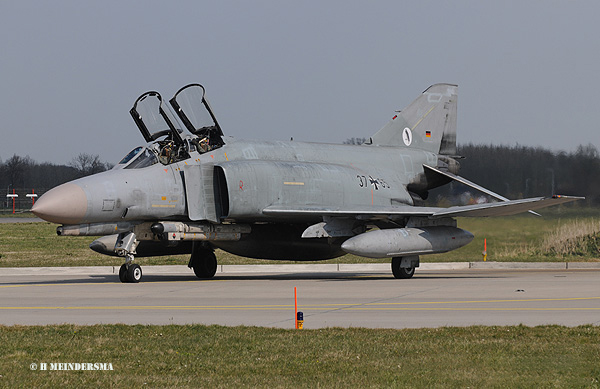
<box><xmin>340</xmin><ymin>307</ymin><xmax>600</xmax><ymax>311</ymax></box>
<box><xmin>0</xmin><ymin>279</ymin><xmax>229</xmax><ymax>288</ymax></box>
<box><xmin>411</xmin><ymin>105</ymin><xmax>435</xmax><ymax>130</ymax></box>
<box><xmin>364</xmin><ymin>296</ymin><xmax>600</xmax><ymax>306</ymax></box>
<box><xmin>1</xmin><ymin>297</ymin><xmax>599</xmax><ymax>311</ymax></box>
<box><xmin>151</xmin><ymin>204</ymin><xmax>176</xmax><ymax>208</ymax></box>
<box><xmin>224</xmin><ymin>152</ymin><xmax>228</xmax><ymax>161</ymax></box>
<box><xmin>283</xmin><ymin>182</ymin><xmax>305</xmax><ymax>186</ymax></box>
<box><xmin>1</xmin><ymin>306</ymin><xmax>598</xmax><ymax>311</ymax></box>
<box><xmin>0</xmin><ymin>305</ymin><xmax>293</xmax><ymax>310</ymax></box>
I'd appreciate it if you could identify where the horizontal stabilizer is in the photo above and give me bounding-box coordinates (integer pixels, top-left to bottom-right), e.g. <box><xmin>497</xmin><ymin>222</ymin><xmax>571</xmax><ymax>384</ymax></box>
<box><xmin>424</xmin><ymin>164</ymin><xmax>549</xmax><ymax>216</ymax></box>
<box><xmin>423</xmin><ymin>164</ymin><xmax>510</xmax><ymax>202</ymax></box>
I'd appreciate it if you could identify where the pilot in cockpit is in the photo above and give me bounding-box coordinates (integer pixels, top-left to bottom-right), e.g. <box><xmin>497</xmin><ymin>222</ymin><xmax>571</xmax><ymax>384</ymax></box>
<box><xmin>191</xmin><ymin>136</ymin><xmax>211</xmax><ymax>154</ymax></box>
<box><xmin>158</xmin><ymin>141</ymin><xmax>174</xmax><ymax>165</ymax></box>
<box><xmin>199</xmin><ymin>137</ymin><xmax>210</xmax><ymax>153</ymax></box>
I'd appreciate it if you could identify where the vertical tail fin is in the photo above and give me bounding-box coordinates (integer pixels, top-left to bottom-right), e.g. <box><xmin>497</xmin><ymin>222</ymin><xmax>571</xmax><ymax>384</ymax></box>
<box><xmin>369</xmin><ymin>84</ymin><xmax>457</xmax><ymax>155</ymax></box>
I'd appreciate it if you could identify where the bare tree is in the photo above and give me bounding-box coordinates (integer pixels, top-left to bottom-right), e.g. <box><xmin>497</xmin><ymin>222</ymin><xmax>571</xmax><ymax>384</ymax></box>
<box><xmin>4</xmin><ymin>154</ymin><xmax>33</xmax><ymax>188</ymax></box>
<box><xmin>69</xmin><ymin>153</ymin><xmax>110</xmax><ymax>177</ymax></box>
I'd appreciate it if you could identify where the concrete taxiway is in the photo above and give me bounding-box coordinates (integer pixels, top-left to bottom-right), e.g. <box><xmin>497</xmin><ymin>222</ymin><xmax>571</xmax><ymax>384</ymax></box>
<box><xmin>1</xmin><ymin>265</ymin><xmax>599</xmax><ymax>328</ymax></box>
<box><xmin>0</xmin><ymin>217</ymin><xmax>42</xmax><ymax>223</ymax></box>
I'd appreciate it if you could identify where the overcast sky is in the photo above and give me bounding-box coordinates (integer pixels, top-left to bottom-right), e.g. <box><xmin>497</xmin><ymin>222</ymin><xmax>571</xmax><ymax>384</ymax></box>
<box><xmin>1</xmin><ymin>1</ymin><xmax>599</xmax><ymax>165</ymax></box>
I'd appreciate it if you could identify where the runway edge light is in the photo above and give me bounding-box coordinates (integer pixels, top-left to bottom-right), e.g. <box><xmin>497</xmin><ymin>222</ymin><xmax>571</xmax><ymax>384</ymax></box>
<box><xmin>297</xmin><ymin>312</ymin><xmax>304</xmax><ymax>330</ymax></box>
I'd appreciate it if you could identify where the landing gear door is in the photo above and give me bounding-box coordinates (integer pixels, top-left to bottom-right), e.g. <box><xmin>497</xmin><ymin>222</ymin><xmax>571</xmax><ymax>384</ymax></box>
<box><xmin>130</xmin><ymin>91</ymin><xmax>184</xmax><ymax>145</ymax></box>
<box><xmin>183</xmin><ymin>164</ymin><xmax>218</xmax><ymax>223</ymax></box>
<box><xmin>170</xmin><ymin>84</ymin><xmax>224</xmax><ymax>147</ymax></box>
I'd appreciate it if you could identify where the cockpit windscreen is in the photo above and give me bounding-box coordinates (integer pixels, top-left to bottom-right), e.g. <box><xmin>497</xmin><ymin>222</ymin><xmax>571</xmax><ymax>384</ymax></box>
<box><xmin>118</xmin><ymin>147</ymin><xmax>143</xmax><ymax>165</ymax></box>
<box><xmin>116</xmin><ymin>147</ymin><xmax>159</xmax><ymax>169</ymax></box>
<box><xmin>125</xmin><ymin>147</ymin><xmax>159</xmax><ymax>169</ymax></box>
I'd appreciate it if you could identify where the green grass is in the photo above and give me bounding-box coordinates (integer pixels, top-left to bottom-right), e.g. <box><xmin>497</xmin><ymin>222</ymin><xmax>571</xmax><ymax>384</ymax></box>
<box><xmin>1</xmin><ymin>324</ymin><xmax>598</xmax><ymax>387</ymax></box>
<box><xmin>441</xmin><ymin>206</ymin><xmax>600</xmax><ymax>262</ymax></box>
<box><xmin>0</xmin><ymin>206</ymin><xmax>599</xmax><ymax>267</ymax></box>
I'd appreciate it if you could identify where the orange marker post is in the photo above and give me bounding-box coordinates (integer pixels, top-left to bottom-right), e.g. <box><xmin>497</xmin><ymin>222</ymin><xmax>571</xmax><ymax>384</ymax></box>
<box><xmin>482</xmin><ymin>238</ymin><xmax>487</xmax><ymax>261</ymax></box>
<box><xmin>26</xmin><ymin>189</ymin><xmax>38</xmax><ymax>206</ymax></box>
<box><xmin>7</xmin><ymin>189</ymin><xmax>18</xmax><ymax>214</ymax></box>
<box><xmin>294</xmin><ymin>287</ymin><xmax>304</xmax><ymax>329</ymax></box>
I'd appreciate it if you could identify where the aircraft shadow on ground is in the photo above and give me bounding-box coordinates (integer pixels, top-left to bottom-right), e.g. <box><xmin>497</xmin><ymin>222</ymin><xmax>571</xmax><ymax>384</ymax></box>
<box><xmin>0</xmin><ymin>272</ymin><xmax>506</xmax><ymax>286</ymax></box>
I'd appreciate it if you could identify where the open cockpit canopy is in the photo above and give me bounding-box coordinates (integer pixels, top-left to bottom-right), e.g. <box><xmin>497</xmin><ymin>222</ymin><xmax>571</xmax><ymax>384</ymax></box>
<box><xmin>170</xmin><ymin>84</ymin><xmax>224</xmax><ymax>148</ymax></box>
<box><xmin>129</xmin><ymin>84</ymin><xmax>224</xmax><ymax>164</ymax></box>
<box><xmin>130</xmin><ymin>91</ymin><xmax>184</xmax><ymax>144</ymax></box>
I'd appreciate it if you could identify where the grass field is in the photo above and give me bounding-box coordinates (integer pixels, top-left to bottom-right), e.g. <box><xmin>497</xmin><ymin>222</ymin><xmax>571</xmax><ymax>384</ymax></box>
<box><xmin>1</xmin><ymin>324</ymin><xmax>599</xmax><ymax>387</ymax></box>
<box><xmin>1</xmin><ymin>206</ymin><xmax>599</xmax><ymax>267</ymax></box>
<box><xmin>2</xmin><ymin>209</ymin><xmax>599</xmax><ymax>387</ymax></box>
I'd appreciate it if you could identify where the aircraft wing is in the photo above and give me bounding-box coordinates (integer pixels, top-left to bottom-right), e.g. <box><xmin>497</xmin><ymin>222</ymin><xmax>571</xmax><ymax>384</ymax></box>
<box><xmin>262</xmin><ymin>195</ymin><xmax>583</xmax><ymax>220</ymax></box>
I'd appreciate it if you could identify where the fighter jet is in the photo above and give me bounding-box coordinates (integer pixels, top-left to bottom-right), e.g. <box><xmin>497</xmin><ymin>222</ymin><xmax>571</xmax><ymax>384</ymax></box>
<box><xmin>31</xmin><ymin>83</ymin><xmax>582</xmax><ymax>282</ymax></box>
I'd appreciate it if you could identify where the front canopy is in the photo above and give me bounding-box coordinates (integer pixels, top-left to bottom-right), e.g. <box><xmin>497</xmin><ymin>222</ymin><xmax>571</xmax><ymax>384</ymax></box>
<box><xmin>170</xmin><ymin>84</ymin><xmax>224</xmax><ymax>148</ymax></box>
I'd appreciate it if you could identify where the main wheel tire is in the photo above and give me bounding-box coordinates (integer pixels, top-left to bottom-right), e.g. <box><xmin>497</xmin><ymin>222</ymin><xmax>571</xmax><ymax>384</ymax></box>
<box><xmin>191</xmin><ymin>249</ymin><xmax>218</xmax><ymax>279</ymax></box>
<box><xmin>127</xmin><ymin>264</ymin><xmax>142</xmax><ymax>283</ymax></box>
<box><xmin>391</xmin><ymin>257</ymin><xmax>415</xmax><ymax>279</ymax></box>
<box><xmin>119</xmin><ymin>264</ymin><xmax>128</xmax><ymax>283</ymax></box>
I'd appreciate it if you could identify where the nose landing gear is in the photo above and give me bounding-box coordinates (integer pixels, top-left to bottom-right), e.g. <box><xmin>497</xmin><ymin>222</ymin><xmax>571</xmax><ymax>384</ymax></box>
<box><xmin>116</xmin><ymin>232</ymin><xmax>142</xmax><ymax>283</ymax></box>
<box><xmin>119</xmin><ymin>255</ymin><xmax>143</xmax><ymax>283</ymax></box>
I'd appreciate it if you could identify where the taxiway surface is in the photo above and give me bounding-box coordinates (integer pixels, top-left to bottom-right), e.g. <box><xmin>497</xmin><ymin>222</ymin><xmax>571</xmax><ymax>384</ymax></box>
<box><xmin>1</xmin><ymin>267</ymin><xmax>599</xmax><ymax>328</ymax></box>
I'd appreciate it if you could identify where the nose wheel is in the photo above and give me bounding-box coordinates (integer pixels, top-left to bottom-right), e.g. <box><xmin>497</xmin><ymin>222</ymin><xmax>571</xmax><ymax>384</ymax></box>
<box><xmin>118</xmin><ymin>253</ymin><xmax>143</xmax><ymax>283</ymax></box>
<box><xmin>119</xmin><ymin>263</ymin><xmax>143</xmax><ymax>283</ymax></box>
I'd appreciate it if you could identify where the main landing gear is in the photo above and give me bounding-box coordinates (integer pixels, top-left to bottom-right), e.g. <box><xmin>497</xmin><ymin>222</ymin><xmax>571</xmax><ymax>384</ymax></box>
<box><xmin>189</xmin><ymin>242</ymin><xmax>217</xmax><ymax>279</ymax></box>
<box><xmin>391</xmin><ymin>255</ymin><xmax>419</xmax><ymax>279</ymax></box>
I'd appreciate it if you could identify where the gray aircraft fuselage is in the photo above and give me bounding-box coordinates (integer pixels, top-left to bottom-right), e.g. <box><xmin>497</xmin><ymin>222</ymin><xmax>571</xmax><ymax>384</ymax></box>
<box><xmin>71</xmin><ymin>138</ymin><xmax>434</xmax><ymax>224</ymax></box>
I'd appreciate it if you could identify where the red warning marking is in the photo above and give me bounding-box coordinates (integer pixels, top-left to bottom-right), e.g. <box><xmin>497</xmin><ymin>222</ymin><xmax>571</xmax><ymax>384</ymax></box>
<box><xmin>239</xmin><ymin>180</ymin><xmax>244</xmax><ymax>191</ymax></box>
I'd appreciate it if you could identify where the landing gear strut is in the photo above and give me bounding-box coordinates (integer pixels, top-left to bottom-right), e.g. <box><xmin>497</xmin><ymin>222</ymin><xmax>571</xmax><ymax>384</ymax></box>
<box><xmin>391</xmin><ymin>256</ymin><xmax>419</xmax><ymax>279</ymax></box>
<box><xmin>189</xmin><ymin>242</ymin><xmax>217</xmax><ymax>279</ymax></box>
<box><xmin>116</xmin><ymin>232</ymin><xmax>142</xmax><ymax>283</ymax></box>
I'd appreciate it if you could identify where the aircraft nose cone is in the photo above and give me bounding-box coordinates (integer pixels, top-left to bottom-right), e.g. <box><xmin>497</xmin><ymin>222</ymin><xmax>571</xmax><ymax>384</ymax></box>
<box><xmin>32</xmin><ymin>183</ymin><xmax>88</xmax><ymax>224</ymax></box>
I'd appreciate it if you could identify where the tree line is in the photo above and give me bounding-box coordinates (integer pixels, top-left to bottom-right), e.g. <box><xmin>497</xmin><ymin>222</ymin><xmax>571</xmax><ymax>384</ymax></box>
<box><xmin>454</xmin><ymin>143</ymin><xmax>599</xmax><ymax>205</ymax></box>
<box><xmin>0</xmin><ymin>154</ymin><xmax>113</xmax><ymax>210</ymax></box>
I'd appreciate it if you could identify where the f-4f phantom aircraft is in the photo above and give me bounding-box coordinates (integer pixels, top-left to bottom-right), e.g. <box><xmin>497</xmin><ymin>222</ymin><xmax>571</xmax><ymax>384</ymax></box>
<box><xmin>32</xmin><ymin>83</ymin><xmax>582</xmax><ymax>282</ymax></box>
